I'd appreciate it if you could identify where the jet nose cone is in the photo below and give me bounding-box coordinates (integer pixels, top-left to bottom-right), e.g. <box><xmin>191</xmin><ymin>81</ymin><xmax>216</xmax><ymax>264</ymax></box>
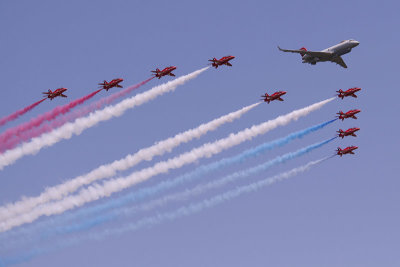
<box><xmin>353</xmin><ymin>40</ymin><xmax>360</xmax><ymax>46</ymax></box>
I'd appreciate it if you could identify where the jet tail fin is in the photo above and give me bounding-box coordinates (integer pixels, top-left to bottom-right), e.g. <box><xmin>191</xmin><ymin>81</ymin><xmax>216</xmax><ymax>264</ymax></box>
<box><xmin>299</xmin><ymin>47</ymin><xmax>307</xmax><ymax>58</ymax></box>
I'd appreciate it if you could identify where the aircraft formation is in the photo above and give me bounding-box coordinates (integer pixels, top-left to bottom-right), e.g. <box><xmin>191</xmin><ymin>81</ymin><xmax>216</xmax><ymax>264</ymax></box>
<box><xmin>0</xmin><ymin>39</ymin><xmax>362</xmax><ymax>263</ymax></box>
<box><xmin>265</xmin><ymin>40</ymin><xmax>362</xmax><ymax>157</ymax></box>
<box><xmin>260</xmin><ymin>86</ymin><xmax>362</xmax><ymax>157</ymax></box>
<box><xmin>0</xmin><ymin>40</ymin><xmax>362</xmax><ymax>158</ymax></box>
<box><xmin>278</xmin><ymin>40</ymin><xmax>361</xmax><ymax>156</ymax></box>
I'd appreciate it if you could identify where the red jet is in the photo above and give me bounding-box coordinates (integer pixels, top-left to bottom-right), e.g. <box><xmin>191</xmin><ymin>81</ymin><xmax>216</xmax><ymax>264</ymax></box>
<box><xmin>336</xmin><ymin>146</ymin><xmax>358</xmax><ymax>157</ymax></box>
<box><xmin>151</xmin><ymin>66</ymin><xmax>177</xmax><ymax>79</ymax></box>
<box><xmin>336</xmin><ymin>109</ymin><xmax>361</xmax><ymax>121</ymax></box>
<box><xmin>337</xmin><ymin>87</ymin><xmax>361</xmax><ymax>99</ymax></box>
<box><xmin>42</xmin><ymin>88</ymin><xmax>68</xmax><ymax>100</ymax></box>
<box><xmin>261</xmin><ymin>91</ymin><xmax>287</xmax><ymax>103</ymax></box>
<box><xmin>98</xmin><ymin>78</ymin><xmax>123</xmax><ymax>91</ymax></box>
<box><xmin>208</xmin><ymin>56</ymin><xmax>235</xmax><ymax>68</ymax></box>
<box><xmin>337</xmin><ymin>127</ymin><xmax>360</xmax><ymax>138</ymax></box>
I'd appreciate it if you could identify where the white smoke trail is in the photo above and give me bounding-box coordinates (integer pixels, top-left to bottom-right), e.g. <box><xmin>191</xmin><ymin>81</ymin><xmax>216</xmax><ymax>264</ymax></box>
<box><xmin>95</xmin><ymin>157</ymin><xmax>327</xmax><ymax>238</ymax></box>
<box><xmin>0</xmin><ymin>102</ymin><xmax>260</xmax><ymax>221</ymax></box>
<box><xmin>0</xmin><ymin>67</ymin><xmax>209</xmax><ymax>171</ymax></box>
<box><xmin>0</xmin><ymin>97</ymin><xmax>334</xmax><ymax>232</ymax></box>
<box><xmin>46</xmin><ymin>141</ymin><xmax>332</xmax><ymax>236</ymax></box>
<box><xmin>129</xmin><ymin>142</ymin><xmax>332</xmax><ymax>215</ymax></box>
<box><xmin>0</xmin><ymin>158</ymin><xmax>327</xmax><ymax>266</ymax></box>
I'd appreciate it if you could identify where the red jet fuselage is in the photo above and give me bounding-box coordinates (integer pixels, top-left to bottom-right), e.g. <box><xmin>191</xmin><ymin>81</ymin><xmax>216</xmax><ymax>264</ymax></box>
<box><xmin>336</xmin><ymin>146</ymin><xmax>358</xmax><ymax>156</ymax></box>
<box><xmin>209</xmin><ymin>56</ymin><xmax>235</xmax><ymax>68</ymax></box>
<box><xmin>43</xmin><ymin>88</ymin><xmax>68</xmax><ymax>100</ymax></box>
<box><xmin>337</xmin><ymin>87</ymin><xmax>361</xmax><ymax>99</ymax></box>
<box><xmin>261</xmin><ymin>91</ymin><xmax>287</xmax><ymax>103</ymax></box>
<box><xmin>337</xmin><ymin>127</ymin><xmax>360</xmax><ymax>138</ymax></box>
<box><xmin>152</xmin><ymin>66</ymin><xmax>177</xmax><ymax>79</ymax></box>
<box><xmin>99</xmin><ymin>78</ymin><xmax>124</xmax><ymax>91</ymax></box>
<box><xmin>337</xmin><ymin>109</ymin><xmax>361</xmax><ymax>121</ymax></box>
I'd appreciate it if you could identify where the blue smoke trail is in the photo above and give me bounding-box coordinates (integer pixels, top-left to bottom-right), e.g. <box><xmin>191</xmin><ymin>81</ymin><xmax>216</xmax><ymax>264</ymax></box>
<box><xmin>49</xmin><ymin>137</ymin><xmax>336</xmax><ymax>236</ymax></box>
<box><xmin>26</xmin><ymin>137</ymin><xmax>336</xmax><ymax>252</ymax></box>
<box><xmin>0</xmin><ymin>119</ymin><xmax>336</xmax><ymax>248</ymax></box>
<box><xmin>2</xmin><ymin>155</ymin><xmax>331</xmax><ymax>266</ymax></box>
<box><xmin>92</xmin><ymin>156</ymin><xmax>330</xmax><ymax>239</ymax></box>
<box><xmin>135</xmin><ymin>138</ymin><xmax>335</xmax><ymax>212</ymax></box>
<box><xmin>59</xmin><ymin>119</ymin><xmax>336</xmax><ymax>218</ymax></box>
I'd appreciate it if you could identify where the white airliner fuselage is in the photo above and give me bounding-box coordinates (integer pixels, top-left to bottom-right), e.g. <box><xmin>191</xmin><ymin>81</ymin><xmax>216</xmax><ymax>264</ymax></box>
<box><xmin>278</xmin><ymin>39</ymin><xmax>360</xmax><ymax>68</ymax></box>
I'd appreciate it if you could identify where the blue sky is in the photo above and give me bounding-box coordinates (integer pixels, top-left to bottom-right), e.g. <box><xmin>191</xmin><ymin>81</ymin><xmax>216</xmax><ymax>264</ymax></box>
<box><xmin>0</xmin><ymin>0</ymin><xmax>399</xmax><ymax>266</ymax></box>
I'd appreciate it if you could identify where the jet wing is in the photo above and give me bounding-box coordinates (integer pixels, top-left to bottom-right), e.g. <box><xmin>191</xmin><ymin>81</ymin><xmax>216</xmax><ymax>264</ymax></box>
<box><xmin>331</xmin><ymin>56</ymin><xmax>348</xmax><ymax>68</ymax></box>
<box><xmin>277</xmin><ymin>46</ymin><xmax>333</xmax><ymax>59</ymax></box>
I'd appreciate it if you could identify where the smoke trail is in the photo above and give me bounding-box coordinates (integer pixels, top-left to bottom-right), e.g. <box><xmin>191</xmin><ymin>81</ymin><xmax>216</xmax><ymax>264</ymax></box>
<box><xmin>71</xmin><ymin>119</ymin><xmax>336</xmax><ymax>218</ymax></box>
<box><xmin>0</xmin><ymin>158</ymin><xmax>328</xmax><ymax>266</ymax></box>
<box><xmin>46</xmin><ymin>138</ymin><xmax>336</xmax><ymax>236</ymax></box>
<box><xmin>0</xmin><ymin>102</ymin><xmax>260</xmax><ymax>221</ymax></box>
<box><xmin>91</xmin><ymin>77</ymin><xmax>154</xmax><ymax>108</ymax></box>
<box><xmin>0</xmin><ymin>99</ymin><xmax>46</xmax><ymax>127</ymax></box>
<box><xmin>0</xmin><ymin>78</ymin><xmax>153</xmax><ymax>151</ymax></box>
<box><xmin>128</xmin><ymin>138</ymin><xmax>335</xmax><ymax>214</ymax></box>
<box><xmin>96</xmin><ymin>157</ymin><xmax>328</xmax><ymax>237</ymax></box>
<box><xmin>0</xmin><ymin>67</ymin><xmax>208</xmax><ymax>171</ymax></box>
<box><xmin>0</xmin><ymin>89</ymin><xmax>103</xmax><ymax>147</ymax></box>
<box><xmin>0</xmin><ymin>97</ymin><xmax>333</xmax><ymax>232</ymax></box>
<box><xmin>0</xmin><ymin>119</ymin><xmax>336</xmax><ymax>248</ymax></box>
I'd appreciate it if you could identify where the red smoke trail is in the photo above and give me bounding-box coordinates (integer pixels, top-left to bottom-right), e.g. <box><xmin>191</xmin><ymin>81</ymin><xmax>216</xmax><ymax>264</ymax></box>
<box><xmin>0</xmin><ymin>98</ymin><xmax>46</xmax><ymax>127</ymax></box>
<box><xmin>0</xmin><ymin>78</ymin><xmax>153</xmax><ymax>152</ymax></box>
<box><xmin>89</xmin><ymin>77</ymin><xmax>154</xmax><ymax>109</ymax></box>
<box><xmin>0</xmin><ymin>89</ymin><xmax>103</xmax><ymax>145</ymax></box>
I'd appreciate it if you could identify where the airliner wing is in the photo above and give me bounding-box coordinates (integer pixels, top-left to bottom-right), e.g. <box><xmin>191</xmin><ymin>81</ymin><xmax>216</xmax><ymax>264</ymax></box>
<box><xmin>277</xmin><ymin>46</ymin><xmax>333</xmax><ymax>59</ymax></box>
<box><xmin>331</xmin><ymin>56</ymin><xmax>348</xmax><ymax>68</ymax></box>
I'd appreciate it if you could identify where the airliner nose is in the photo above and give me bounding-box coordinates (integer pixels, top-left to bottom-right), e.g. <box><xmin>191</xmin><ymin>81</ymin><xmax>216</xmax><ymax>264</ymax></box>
<box><xmin>353</xmin><ymin>40</ymin><xmax>360</xmax><ymax>46</ymax></box>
